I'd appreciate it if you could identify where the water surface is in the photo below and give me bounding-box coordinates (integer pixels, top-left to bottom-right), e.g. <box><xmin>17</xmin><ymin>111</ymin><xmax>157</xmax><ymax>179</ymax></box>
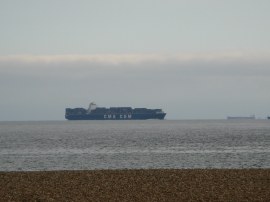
<box><xmin>0</xmin><ymin>120</ymin><xmax>269</xmax><ymax>171</ymax></box>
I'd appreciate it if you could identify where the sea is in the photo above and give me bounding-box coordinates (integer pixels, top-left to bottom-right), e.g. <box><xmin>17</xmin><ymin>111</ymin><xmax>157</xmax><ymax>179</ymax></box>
<box><xmin>0</xmin><ymin>120</ymin><xmax>270</xmax><ymax>171</ymax></box>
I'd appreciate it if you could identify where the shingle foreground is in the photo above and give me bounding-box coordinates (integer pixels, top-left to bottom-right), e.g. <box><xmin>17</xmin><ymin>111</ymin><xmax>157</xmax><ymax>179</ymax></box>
<box><xmin>0</xmin><ymin>169</ymin><xmax>269</xmax><ymax>201</ymax></box>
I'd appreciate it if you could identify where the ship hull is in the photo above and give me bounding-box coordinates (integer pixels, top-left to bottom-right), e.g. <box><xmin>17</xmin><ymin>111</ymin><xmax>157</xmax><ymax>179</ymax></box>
<box><xmin>227</xmin><ymin>116</ymin><xmax>255</xmax><ymax>120</ymax></box>
<box><xmin>65</xmin><ymin>113</ymin><xmax>166</xmax><ymax>120</ymax></box>
<box><xmin>65</xmin><ymin>103</ymin><xmax>166</xmax><ymax>120</ymax></box>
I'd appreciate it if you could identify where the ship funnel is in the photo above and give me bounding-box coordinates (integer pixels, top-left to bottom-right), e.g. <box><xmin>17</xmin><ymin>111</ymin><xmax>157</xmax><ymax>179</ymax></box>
<box><xmin>87</xmin><ymin>102</ymin><xmax>97</xmax><ymax>114</ymax></box>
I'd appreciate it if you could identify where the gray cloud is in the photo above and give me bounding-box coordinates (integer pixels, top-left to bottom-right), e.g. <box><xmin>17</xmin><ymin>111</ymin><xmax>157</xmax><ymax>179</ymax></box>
<box><xmin>0</xmin><ymin>53</ymin><xmax>270</xmax><ymax>120</ymax></box>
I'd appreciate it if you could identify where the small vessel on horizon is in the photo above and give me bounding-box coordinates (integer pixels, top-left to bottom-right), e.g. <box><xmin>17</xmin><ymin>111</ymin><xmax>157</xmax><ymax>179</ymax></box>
<box><xmin>227</xmin><ymin>115</ymin><xmax>255</xmax><ymax>120</ymax></box>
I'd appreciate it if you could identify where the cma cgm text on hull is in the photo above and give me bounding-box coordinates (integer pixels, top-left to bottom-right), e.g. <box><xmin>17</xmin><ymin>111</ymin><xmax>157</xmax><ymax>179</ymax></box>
<box><xmin>65</xmin><ymin>102</ymin><xmax>166</xmax><ymax>120</ymax></box>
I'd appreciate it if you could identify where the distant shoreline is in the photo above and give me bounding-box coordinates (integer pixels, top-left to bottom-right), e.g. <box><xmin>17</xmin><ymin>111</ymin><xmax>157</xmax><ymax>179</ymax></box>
<box><xmin>1</xmin><ymin>169</ymin><xmax>269</xmax><ymax>201</ymax></box>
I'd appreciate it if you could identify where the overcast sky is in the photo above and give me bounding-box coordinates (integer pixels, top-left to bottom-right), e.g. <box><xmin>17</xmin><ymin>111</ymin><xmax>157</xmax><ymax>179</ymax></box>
<box><xmin>0</xmin><ymin>0</ymin><xmax>270</xmax><ymax>120</ymax></box>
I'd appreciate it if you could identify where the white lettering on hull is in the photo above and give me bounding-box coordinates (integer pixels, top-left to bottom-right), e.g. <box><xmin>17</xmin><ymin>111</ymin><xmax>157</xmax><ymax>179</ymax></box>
<box><xmin>104</xmin><ymin>114</ymin><xmax>132</xmax><ymax>119</ymax></box>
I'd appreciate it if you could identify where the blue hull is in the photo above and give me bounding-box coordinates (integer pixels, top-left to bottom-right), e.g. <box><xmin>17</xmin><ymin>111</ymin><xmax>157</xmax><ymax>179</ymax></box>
<box><xmin>66</xmin><ymin>113</ymin><xmax>166</xmax><ymax>120</ymax></box>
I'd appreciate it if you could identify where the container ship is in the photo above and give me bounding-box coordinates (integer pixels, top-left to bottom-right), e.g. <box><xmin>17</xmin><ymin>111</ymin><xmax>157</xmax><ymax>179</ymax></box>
<box><xmin>65</xmin><ymin>102</ymin><xmax>166</xmax><ymax>120</ymax></box>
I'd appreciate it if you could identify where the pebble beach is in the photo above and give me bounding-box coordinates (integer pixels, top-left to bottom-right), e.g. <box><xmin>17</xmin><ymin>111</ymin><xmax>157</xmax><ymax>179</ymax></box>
<box><xmin>1</xmin><ymin>169</ymin><xmax>270</xmax><ymax>201</ymax></box>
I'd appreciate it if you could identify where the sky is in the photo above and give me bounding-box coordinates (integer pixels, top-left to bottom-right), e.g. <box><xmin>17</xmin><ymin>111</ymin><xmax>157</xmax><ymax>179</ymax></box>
<box><xmin>0</xmin><ymin>0</ymin><xmax>270</xmax><ymax>120</ymax></box>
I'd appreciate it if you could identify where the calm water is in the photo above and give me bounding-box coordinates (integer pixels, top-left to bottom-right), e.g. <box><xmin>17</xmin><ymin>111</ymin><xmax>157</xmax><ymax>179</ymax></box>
<box><xmin>0</xmin><ymin>120</ymin><xmax>270</xmax><ymax>171</ymax></box>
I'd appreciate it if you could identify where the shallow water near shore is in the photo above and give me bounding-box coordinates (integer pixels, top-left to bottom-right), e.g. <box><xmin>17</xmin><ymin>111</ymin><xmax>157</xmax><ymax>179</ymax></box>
<box><xmin>0</xmin><ymin>120</ymin><xmax>270</xmax><ymax>171</ymax></box>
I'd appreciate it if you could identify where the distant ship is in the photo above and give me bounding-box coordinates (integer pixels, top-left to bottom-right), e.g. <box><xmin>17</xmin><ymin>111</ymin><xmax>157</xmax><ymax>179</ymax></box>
<box><xmin>227</xmin><ymin>115</ymin><xmax>255</xmax><ymax>120</ymax></box>
<box><xmin>268</xmin><ymin>116</ymin><xmax>270</xmax><ymax>120</ymax></box>
<box><xmin>65</xmin><ymin>102</ymin><xmax>166</xmax><ymax>120</ymax></box>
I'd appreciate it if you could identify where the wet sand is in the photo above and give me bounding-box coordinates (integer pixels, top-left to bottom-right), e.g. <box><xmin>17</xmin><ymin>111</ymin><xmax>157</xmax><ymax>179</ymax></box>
<box><xmin>0</xmin><ymin>169</ymin><xmax>269</xmax><ymax>201</ymax></box>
